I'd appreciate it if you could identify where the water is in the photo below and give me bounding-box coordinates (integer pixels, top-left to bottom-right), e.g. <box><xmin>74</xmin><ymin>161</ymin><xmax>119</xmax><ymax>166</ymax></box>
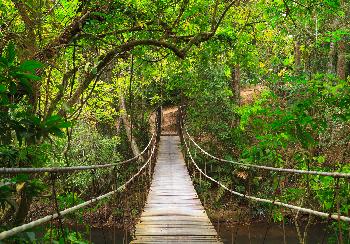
<box><xmin>86</xmin><ymin>227</ymin><xmax>131</xmax><ymax>244</ymax></box>
<box><xmin>86</xmin><ymin>222</ymin><xmax>330</xmax><ymax>244</ymax></box>
<box><xmin>216</xmin><ymin>222</ymin><xmax>329</xmax><ymax>244</ymax></box>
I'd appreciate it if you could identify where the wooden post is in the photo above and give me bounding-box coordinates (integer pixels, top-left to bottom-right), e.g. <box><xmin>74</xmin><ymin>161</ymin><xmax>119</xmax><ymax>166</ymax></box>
<box><xmin>156</xmin><ymin>106</ymin><xmax>162</xmax><ymax>142</ymax></box>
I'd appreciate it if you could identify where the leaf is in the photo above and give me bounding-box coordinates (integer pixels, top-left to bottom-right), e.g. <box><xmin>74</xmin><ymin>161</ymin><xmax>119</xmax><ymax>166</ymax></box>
<box><xmin>91</xmin><ymin>67</ymin><xmax>97</xmax><ymax>75</ymax></box>
<box><xmin>58</xmin><ymin>121</ymin><xmax>72</xmax><ymax>128</ymax></box>
<box><xmin>25</xmin><ymin>232</ymin><xmax>36</xmax><ymax>241</ymax></box>
<box><xmin>317</xmin><ymin>156</ymin><xmax>325</xmax><ymax>164</ymax></box>
<box><xmin>31</xmin><ymin>115</ymin><xmax>41</xmax><ymax>126</ymax></box>
<box><xmin>18</xmin><ymin>60</ymin><xmax>43</xmax><ymax>72</ymax></box>
<box><xmin>19</xmin><ymin>78</ymin><xmax>32</xmax><ymax>93</ymax></box>
<box><xmin>0</xmin><ymin>56</ymin><xmax>8</xmax><ymax>66</ymax></box>
<box><xmin>324</xmin><ymin>0</ymin><xmax>340</xmax><ymax>8</ymax></box>
<box><xmin>50</xmin><ymin>127</ymin><xmax>65</xmax><ymax>137</ymax></box>
<box><xmin>6</xmin><ymin>42</ymin><xmax>15</xmax><ymax>64</ymax></box>
<box><xmin>15</xmin><ymin>72</ymin><xmax>41</xmax><ymax>81</ymax></box>
<box><xmin>0</xmin><ymin>84</ymin><xmax>6</xmax><ymax>93</ymax></box>
<box><xmin>45</xmin><ymin>115</ymin><xmax>62</xmax><ymax>125</ymax></box>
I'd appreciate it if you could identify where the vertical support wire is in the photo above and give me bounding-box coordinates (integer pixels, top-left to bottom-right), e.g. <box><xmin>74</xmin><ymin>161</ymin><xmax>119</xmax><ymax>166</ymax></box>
<box><xmin>232</xmin><ymin>206</ymin><xmax>243</xmax><ymax>244</ymax></box>
<box><xmin>232</xmin><ymin>170</ymin><xmax>246</xmax><ymax>244</ymax></box>
<box><xmin>320</xmin><ymin>177</ymin><xmax>339</xmax><ymax>244</ymax></box>
<box><xmin>335</xmin><ymin>178</ymin><xmax>344</xmax><ymax>244</ymax></box>
<box><xmin>248</xmin><ymin>172</ymin><xmax>252</xmax><ymax>244</ymax></box>
<box><xmin>262</xmin><ymin>173</ymin><xmax>282</xmax><ymax>244</ymax></box>
<box><xmin>279</xmin><ymin>175</ymin><xmax>286</xmax><ymax>244</ymax></box>
<box><xmin>50</xmin><ymin>173</ymin><xmax>66</xmax><ymax>243</ymax></box>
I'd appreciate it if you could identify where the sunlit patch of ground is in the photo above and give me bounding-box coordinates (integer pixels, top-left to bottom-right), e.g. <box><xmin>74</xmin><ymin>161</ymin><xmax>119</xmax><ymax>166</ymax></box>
<box><xmin>240</xmin><ymin>84</ymin><xmax>266</xmax><ymax>105</ymax></box>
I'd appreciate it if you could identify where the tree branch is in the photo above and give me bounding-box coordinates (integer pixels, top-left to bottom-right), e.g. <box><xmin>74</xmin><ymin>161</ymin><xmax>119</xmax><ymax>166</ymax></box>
<box><xmin>46</xmin><ymin>67</ymin><xmax>78</xmax><ymax>117</ymax></box>
<box><xmin>172</xmin><ymin>0</ymin><xmax>189</xmax><ymax>28</ymax></box>
<box><xmin>11</xmin><ymin>0</ymin><xmax>34</xmax><ymax>30</ymax></box>
<box><xmin>211</xmin><ymin>0</ymin><xmax>220</xmax><ymax>29</ymax></box>
<box><xmin>56</xmin><ymin>0</ymin><xmax>238</xmax><ymax>113</ymax></box>
<box><xmin>212</xmin><ymin>0</ymin><xmax>238</xmax><ymax>32</ymax></box>
<box><xmin>33</xmin><ymin>11</ymin><xmax>92</xmax><ymax>61</ymax></box>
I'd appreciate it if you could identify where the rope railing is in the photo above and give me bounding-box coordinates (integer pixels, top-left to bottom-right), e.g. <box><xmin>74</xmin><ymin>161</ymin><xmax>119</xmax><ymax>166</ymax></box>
<box><xmin>0</xmin><ymin>141</ymin><xmax>157</xmax><ymax>241</ymax></box>
<box><xmin>184</xmin><ymin>127</ymin><xmax>350</xmax><ymax>178</ymax></box>
<box><xmin>0</xmin><ymin>133</ymin><xmax>155</xmax><ymax>174</ymax></box>
<box><xmin>182</xmin><ymin>131</ymin><xmax>350</xmax><ymax>222</ymax></box>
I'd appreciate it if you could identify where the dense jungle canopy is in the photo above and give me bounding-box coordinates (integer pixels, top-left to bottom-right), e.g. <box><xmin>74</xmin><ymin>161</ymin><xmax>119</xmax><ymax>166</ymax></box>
<box><xmin>0</xmin><ymin>0</ymin><xmax>350</xmax><ymax>243</ymax></box>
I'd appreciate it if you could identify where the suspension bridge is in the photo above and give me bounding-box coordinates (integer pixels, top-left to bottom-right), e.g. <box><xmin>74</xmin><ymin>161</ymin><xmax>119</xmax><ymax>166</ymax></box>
<box><xmin>131</xmin><ymin>135</ymin><xmax>220</xmax><ymax>243</ymax></box>
<box><xmin>0</xmin><ymin>107</ymin><xmax>350</xmax><ymax>243</ymax></box>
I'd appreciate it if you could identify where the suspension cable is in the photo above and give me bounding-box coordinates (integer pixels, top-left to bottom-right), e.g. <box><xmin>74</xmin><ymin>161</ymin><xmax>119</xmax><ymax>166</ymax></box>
<box><xmin>0</xmin><ymin>133</ymin><xmax>155</xmax><ymax>174</ymax></box>
<box><xmin>184</xmin><ymin>127</ymin><xmax>350</xmax><ymax>178</ymax></box>
<box><xmin>0</xmin><ymin>142</ymin><xmax>156</xmax><ymax>241</ymax></box>
<box><xmin>182</xmin><ymin>128</ymin><xmax>350</xmax><ymax>222</ymax></box>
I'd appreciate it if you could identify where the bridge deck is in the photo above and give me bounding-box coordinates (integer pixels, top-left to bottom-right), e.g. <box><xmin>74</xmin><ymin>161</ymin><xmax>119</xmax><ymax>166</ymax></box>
<box><xmin>131</xmin><ymin>135</ymin><xmax>221</xmax><ymax>243</ymax></box>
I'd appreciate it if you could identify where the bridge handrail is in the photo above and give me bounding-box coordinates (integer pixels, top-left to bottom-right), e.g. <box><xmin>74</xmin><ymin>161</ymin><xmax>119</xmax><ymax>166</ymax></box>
<box><xmin>0</xmin><ymin>141</ymin><xmax>157</xmax><ymax>241</ymax></box>
<box><xmin>182</xmin><ymin>133</ymin><xmax>350</xmax><ymax>222</ymax></box>
<box><xmin>184</xmin><ymin>127</ymin><xmax>350</xmax><ymax>178</ymax></box>
<box><xmin>0</xmin><ymin>133</ymin><xmax>155</xmax><ymax>174</ymax></box>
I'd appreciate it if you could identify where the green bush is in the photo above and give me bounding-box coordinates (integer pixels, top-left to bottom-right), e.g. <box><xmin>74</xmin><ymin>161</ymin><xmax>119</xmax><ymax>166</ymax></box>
<box><xmin>47</xmin><ymin>121</ymin><xmax>121</xmax><ymax>191</ymax></box>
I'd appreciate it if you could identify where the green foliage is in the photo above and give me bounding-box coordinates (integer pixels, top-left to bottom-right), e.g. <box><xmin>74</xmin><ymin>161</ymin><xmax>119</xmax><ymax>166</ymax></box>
<box><xmin>0</xmin><ymin>43</ymin><xmax>70</xmax><ymax>149</ymax></box>
<box><xmin>0</xmin><ymin>44</ymin><xmax>73</xmax><ymax>224</ymax></box>
<box><xmin>1</xmin><ymin>0</ymin><xmax>350</xmax><ymax>241</ymax></box>
<box><xmin>43</xmin><ymin>227</ymin><xmax>89</xmax><ymax>244</ymax></box>
<box><xmin>186</xmin><ymin>70</ymin><xmax>350</xmax><ymax>236</ymax></box>
<box><xmin>47</xmin><ymin>121</ymin><xmax>121</xmax><ymax>191</ymax></box>
<box><xmin>6</xmin><ymin>231</ymin><xmax>38</xmax><ymax>243</ymax></box>
<box><xmin>57</xmin><ymin>192</ymin><xmax>83</xmax><ymax>207</ymax></box>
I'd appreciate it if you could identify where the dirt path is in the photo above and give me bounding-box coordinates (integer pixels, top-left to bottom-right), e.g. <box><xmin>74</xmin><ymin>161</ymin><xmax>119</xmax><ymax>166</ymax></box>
<box><xmin>161</xmin><ymin>106</ymin><xmax>178</xmax><ymax>134</ymax></box>
<box><xmin>240</xmin><ymin>84</ymin><xmax>266</xmax><ymax>105</ymax></box>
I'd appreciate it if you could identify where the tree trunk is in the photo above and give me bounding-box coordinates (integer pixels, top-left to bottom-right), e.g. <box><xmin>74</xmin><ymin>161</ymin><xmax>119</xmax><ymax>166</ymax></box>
<box><xmin>337</xmin><ymin>40</ymin><xmax>346</xmax><ymax>80</ymax></box>
<box><xmin>115</xmin><ymin>117</ymin><xmax>122</xmax><ymax>134</ymax></box>
<box><xmin>118</xmin><ymin>92</ymin><xmax>145</xmax><ymax>162</ymax></box>
<box><xmin>230</xmin><ymin>63</ymin><xmax>241</xmax><ymax>128</ymax></box>
<box><xmin>337</xmin><ymin>0</ymin><xmax>346</xmax><ymax>80</ymax></box>
<box><xmin>231</xmin><ymin>63</ymin><xmax>241</xmax><ymax>105</ymax></box>
<box><xmin>13</xmin><ymin>184</ymin><xmax>33</xmax><ymax>225</ymax></box>
<box><xmin>303</xmin><ymin>42</ymin><xmax>310</xmax><ymax>74</ymax></box>
<box><xmin>294</xmin><ymin>41</ymin><xmax>301</xmax><ymax>73</ymax></box>
<box><xmin>328</xmin><ymin>42</ymin><xmax>335</xmax><ymax>74</ymax></box>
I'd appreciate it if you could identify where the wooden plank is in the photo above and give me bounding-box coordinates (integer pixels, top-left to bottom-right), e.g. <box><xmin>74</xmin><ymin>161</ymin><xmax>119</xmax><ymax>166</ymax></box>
<box><xmin>131</xmin><ymin>136</ymin><xmax>222</xmax><ymax>243</ymax></box>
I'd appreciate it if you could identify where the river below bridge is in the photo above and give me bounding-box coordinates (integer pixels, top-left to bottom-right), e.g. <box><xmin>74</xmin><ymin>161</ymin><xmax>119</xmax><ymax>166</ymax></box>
<box><xmin>84</xmin><ymin>222</ymin><xmax>329</xmax><ymax>243</ymax></box>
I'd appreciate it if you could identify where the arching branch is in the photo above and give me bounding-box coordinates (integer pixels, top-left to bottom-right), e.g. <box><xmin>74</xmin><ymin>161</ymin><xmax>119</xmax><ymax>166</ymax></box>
<box><xmin>55</xmin><ymin>0</ymin><xmax>237</xmax><ymax>114</ymax></box>
<box><xmin>33</xmin><ymin>11</ymin><xmax>92</xmax><ymax>61</ymax></box>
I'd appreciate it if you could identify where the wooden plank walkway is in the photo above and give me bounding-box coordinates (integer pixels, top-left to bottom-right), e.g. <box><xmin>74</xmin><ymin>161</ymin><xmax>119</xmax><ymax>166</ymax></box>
<box><xmin>131</xmin><ymin>135</ymin><xmax>222</xmax><ymax>243</ymax></box>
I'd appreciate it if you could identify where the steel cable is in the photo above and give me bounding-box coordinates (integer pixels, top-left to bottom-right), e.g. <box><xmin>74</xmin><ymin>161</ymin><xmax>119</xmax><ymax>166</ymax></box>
<box><xmin>182</xmin><ymin>129</ymin><xmax>350</xmax><ymax>222</ymax></box>
<box><xmin>0</xmin><ymin>142</ymin><xmax>156</xmax><ymax>241</ymax></box>
<box><xmin>0</xmin><ymin>133</ymin><xmax>155</xmax><ymax>174</ymax></box>
<box><xmin>184</xmin><ymin>127</ymin><xmax>350</xmax><ymax>178</ymax></box>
